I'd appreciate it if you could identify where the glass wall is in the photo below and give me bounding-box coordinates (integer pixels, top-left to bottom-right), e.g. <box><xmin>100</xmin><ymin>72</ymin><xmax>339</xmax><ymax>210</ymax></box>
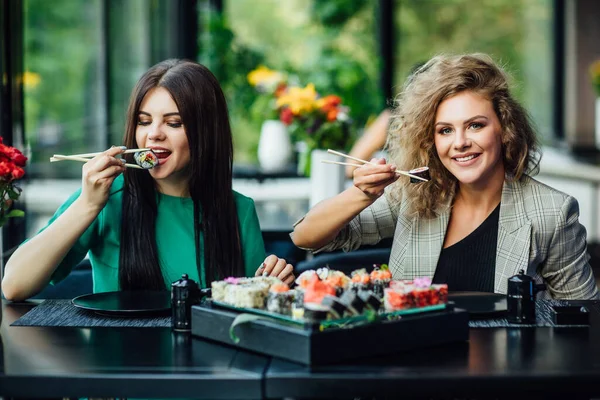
<box><xmin>23</xmin><ymin>0</ymin><xmax>106</xmax><ymax>179</ymax></box>
<box><xmin>199</xmin><ymin>0</ymin><xmax>384</xmax><ymax>163</ymax></box>
<box><xmin>20</xmin><ymin>0</ymin><xmax>189</xmax><ymax>238</ymax></box>
<box><xmin>393</xmin><ymin>0</ymin><xmax>554</xmax><ymax>141</ymax></box>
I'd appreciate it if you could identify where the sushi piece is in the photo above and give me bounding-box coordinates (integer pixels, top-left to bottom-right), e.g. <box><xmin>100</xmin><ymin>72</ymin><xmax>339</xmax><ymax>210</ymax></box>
<box><xmin>266</xmin><ymin>283</ymin><xmax>294</xmax><ymax>315</ymax></box>
<box><xmin>323</xmin><ymin>271</ymin><xmax>351</xmax><ymax>297</ymax></box>
<box><xmin>295</xmin><ymin>270</ymin><xmax>318</xmax><ymax>289</ymax></box>
<box><xmin>211</xmin><ymin>280</ymin><xmax>229</xmax><ymax>302</ymax></box>
<box><xmin>384</xmin><ymin>286</ymin><xmax>414</xmax><ymax>311</ymax></box>
<box><xmin>223</xmin><ymin>283</ymin><xmax>269</xmax><ymax>309</ymax></box>
<box><xmin>349</xmin><ymin>268</ymin><xmax>371</xmax><ymax>292</ymax></box>
<box><xmin>303</xmin><ymin>275</ymin><xmax>336</xmax><ymax>305</ymax></box>
<box><xmin>431</xmin><ymin>284</ymin><xmax>449</xmax><ymax>304</ymax></box>
<box><xmin>358</xmin><ymin>290</ymin><xmax>382</xmax><ymax>312</ymax></box>
<box><xmin>409</xmin><ymin>166</ymin><xmax>430</xmax><ymax>184</ymax></box>
<box><xmin>370</xmin><ymin>265</ymin><xmax>392</xmax><ymax>299</ymax></box>
<box><xmin>321</xmin><ymin>295</ymin><xmax>348</xmax><ymax>319</ymax></box>
<box><xmin>303</xmin><ymin>303</ymin><xmax>330</xmax><ymax>323</ymax></box>
<box><xmin>340</xmin><ymin>290</ymin><xmax>366</xmax><ymax>316</ymax></box>
<box><xmin>133</xmin><ymin>150</ymin><xmax>159</xmax><ymax>169</ymax></box>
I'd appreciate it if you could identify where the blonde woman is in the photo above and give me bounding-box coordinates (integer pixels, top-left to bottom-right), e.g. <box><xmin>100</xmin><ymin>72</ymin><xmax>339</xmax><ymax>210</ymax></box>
<box><xmin>292</xmin><ymin>53</ymin><xmax>598</xmax><ymax>299</ymax></box>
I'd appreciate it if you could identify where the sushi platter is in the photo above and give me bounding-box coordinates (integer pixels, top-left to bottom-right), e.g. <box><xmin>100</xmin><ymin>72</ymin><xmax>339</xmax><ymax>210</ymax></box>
<box><xmin>191</xmin><ymin>267</ymin><xmax>469</xmax><ymax>365</ymax></box>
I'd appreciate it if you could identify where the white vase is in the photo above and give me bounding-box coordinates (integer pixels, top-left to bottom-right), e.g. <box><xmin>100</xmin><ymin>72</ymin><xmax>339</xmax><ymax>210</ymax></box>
<box><xmin>257</xmin><ymin>120</ymin><xmax>292</xmax><ymax>173</ymax></box>
<box><xmin>309</xmin><ymin>149</ymin><xmax>345</xmax><ymax>208</ymax></box>
<box><xmin>596</xmin><ymin>98</ymin><xmax>600</xmax><ymax>150</ymax></box>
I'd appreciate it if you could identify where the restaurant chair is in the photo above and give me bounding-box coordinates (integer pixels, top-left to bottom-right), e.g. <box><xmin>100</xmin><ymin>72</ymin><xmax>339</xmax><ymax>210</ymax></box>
<box><xmin>32</xmin><ymin>258</ymin><xmax>93</xmax><ymax>299</ymax></box>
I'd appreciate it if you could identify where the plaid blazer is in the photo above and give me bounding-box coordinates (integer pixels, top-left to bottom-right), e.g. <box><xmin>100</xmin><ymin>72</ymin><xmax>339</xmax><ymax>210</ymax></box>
<box><xmin>312</xmin><ymin>175</ymin><xmax>599</xmax><ymax>300</ymax></box>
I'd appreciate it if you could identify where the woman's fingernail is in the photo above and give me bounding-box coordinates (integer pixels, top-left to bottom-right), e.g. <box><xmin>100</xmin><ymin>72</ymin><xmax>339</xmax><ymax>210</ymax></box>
<box><xmin>119</xmin><ymin>146</ymin><xmax>127</xmax><ymax>150</ymax></box>
<box><xmin>120</xmin><ymin>159</ymin><xmax>127</xmax><ymax>163</ymax></box>
<box><xmin>262</xmin><ymin>271</ymin><xmax>268</xmax><ymax>277</ymax></box>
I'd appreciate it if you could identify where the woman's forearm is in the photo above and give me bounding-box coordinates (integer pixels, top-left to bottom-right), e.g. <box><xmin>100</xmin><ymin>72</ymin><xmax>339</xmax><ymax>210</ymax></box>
<box><xmin>291</xmin><ymin>186</ymin><xmax>375</xmax><ymax>249</ymax></box>
<box><xmin>2</xmin><ymin>198</ymin><xmax>100</xmax><ymax>301</ymax></box>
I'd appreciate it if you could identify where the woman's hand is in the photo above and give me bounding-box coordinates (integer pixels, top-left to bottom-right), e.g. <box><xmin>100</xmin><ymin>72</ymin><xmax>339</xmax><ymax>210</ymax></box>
<box><xmin>353</xmin><ymin>158</ymin><xmax>399</xmax><ymax>200</ymax></box>
<box><xmin>79</xmin><ymin>146</ymin><xmax>127</xmax><ymax>212</ymax></box>
<box><xmin>255</xmin><ymin>254</ymin><xmax>295</xmax><ymax>286</ymax></box>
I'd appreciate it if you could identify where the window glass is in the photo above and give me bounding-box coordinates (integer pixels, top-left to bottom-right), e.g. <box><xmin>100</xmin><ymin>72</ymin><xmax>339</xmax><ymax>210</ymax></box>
<box><xmin>394</xmin><ymin>0</ymin><xmax>553</xmax><ymax>141</ymax></box>
<box><xmin>200</xmin><ymin>0</ymin><xmax>383</xmax><ymax>163</ymax></box>
<box><xmin>23</xmin><ymin>0</ymin><xmax>105</xmax><ymax>179</ymax></box>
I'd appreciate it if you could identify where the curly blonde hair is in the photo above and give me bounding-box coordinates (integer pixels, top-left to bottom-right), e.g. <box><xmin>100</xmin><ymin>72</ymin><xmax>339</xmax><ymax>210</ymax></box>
<box><xmin>386</xmin><ymin>53</ymin><xmax>541</xmax><ymax>218</ymax></box>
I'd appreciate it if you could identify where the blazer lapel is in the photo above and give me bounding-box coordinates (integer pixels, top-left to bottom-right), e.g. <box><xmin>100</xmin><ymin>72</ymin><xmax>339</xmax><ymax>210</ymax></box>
<box><xmin>495</xmin><ymin>178</ymin><xmax>532</xmax><ymax>293</ymax></box>
<box><xmin>401</xmin><ymin>203</ymin><xmax>451</xmax><ymax>280</ymax></box>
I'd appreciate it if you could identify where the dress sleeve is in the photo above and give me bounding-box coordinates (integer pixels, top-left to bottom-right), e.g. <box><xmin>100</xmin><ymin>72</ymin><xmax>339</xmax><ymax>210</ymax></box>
<box><xmin>541</xmin><ymin>195</ymin><xmax>599</xmax><ymax>300</ymax></box>
<box><xmin>294</xmin><ymin>189</ymin><xmax>398</xmax><ymax>254</ymax></box>
<box><xmin>238</xmin><ymin>197</ymin><xmax>267</xmax><ymax>277</ymax></box>
<box><xmin>34</xmin><ymin>189</ymin><xmax>100</xmax><ymax>285</ymax></box>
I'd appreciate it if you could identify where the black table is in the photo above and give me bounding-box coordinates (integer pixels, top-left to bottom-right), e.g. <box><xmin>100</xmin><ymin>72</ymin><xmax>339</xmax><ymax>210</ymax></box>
<box><xmin>265</xmin><ymin>300</ymin><xmax>600</xmax><ymax>399</ymax></box>
<box><xmin>0</xmin><ymin>301</ymin><xmax>268</xmax><ymax>399</ymax></box>
<box><xmin>3</xmin><ymin>300</ymin><xmax>600</xmax><ymax>399</ymax></box>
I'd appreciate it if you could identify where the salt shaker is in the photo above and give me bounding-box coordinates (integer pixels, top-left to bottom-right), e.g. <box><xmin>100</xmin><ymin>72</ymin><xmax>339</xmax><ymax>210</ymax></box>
<box><xmin>506</xmin><ymin>270</ymin><xmax>545</xmax><ymax>324</ymax></box>
<box><xmin>171</xmin><ymin>274</ymin><xmax>200</xmax><ymax>332</ymax></box>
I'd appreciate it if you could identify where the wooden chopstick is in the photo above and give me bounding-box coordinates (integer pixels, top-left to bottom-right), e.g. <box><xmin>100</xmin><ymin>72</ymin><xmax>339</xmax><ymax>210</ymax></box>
<box><xmin>50</xmin><ymin>155</ymin><xmax>143</xmax><ymax>169</ymax></box>
<box><xmin>321</xmin><ymin>160</ymin><xmax>363</xmax><ymax>168</ymax></box>
<box><xmin>66</xmin><ymin>148</ymin><xmax>151</xmax><ymax>158</ymax></box>
<box><xmin>326</xmin><ymin>149</ymin><xmax>428</xmax><ymax>182</ymax></box>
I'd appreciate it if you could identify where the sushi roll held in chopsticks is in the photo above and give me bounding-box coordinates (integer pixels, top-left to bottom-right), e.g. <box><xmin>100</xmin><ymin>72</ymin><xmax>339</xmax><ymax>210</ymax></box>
<box><xmin>408</xmin><ymin>166</ymin><xmax>430</xmax><ymax>184</ymax></box>
<box><xmin>134</xmin><ymin>150</ymin><xmax>160</xmax><ymax>169</ymax></box>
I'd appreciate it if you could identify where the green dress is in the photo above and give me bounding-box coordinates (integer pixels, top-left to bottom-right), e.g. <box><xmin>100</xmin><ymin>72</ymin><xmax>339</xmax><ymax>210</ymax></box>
<box><xmin>40</xmin><ymin>175</ymin><xmax>266</xmax><ymax>291</ymax></box>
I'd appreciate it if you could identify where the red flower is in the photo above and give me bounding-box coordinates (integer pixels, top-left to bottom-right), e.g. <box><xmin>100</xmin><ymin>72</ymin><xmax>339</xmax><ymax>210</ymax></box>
<box><xmin>274</xmin><ymin>83</ymin><xmax>287</xmax><ymax>98</ymax></box>
<box><xmin>326</xmin><ymin>108</ymin><xmax>339</xmax><ymax>121</ymax></box>
<box><xmin>0</xmin><ymin>140</ymin><xmax>27</xmax><ymax>167</ymax></box>
<box><xmin>11</xmin><ymin>165</ymin><xmax>25</xmax><ymax>180</ymax></box>
<box><xmin>0</xmin><ymin>161</ymin><xmax>12</xmax><ymax>178</ymax></box>
<box><xmin>280</xmin><ymin>107</ymin><xmax>294</xmax><ymax>125</ymax></box>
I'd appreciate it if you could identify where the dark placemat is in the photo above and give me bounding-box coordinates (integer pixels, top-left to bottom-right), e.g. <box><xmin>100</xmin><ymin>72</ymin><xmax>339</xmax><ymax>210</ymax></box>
<box><xmin>11</xmin><ymin>299</ymin><xmax>171</xmax><ymax>328</ymax></box>
<box><xmin>468</xmin><ymin>299</ymin><xmax>592</xmax><ymax>328</ymax></box>
<box><xmin>11</xmin><ymin>299</ymin><xmax>595</xmax><ymax>329</ymax></box>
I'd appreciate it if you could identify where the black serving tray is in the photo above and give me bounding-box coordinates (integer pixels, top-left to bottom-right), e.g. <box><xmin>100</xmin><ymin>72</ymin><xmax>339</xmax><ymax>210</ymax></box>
<box><xmin>191</xmin><ymin>301</ymin><xmax>469</xmax><ymax>365</ymax></box>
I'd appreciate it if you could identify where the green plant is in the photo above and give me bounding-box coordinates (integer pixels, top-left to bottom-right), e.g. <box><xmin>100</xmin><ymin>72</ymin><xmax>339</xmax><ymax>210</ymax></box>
<box><xmin>0</xmin><ymin>138</ymin><xmax>27</xmax><ymax>227</ymax></box>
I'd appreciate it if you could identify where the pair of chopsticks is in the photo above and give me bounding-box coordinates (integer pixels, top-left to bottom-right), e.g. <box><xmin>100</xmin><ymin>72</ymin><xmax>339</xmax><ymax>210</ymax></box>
<box><xmin>322</xmin><ymin>149</ymin><xmax>429</xmax><ymax>182</ymax></box>
<box><xmin>50</xmin><ymin>148</ymin><xmax>151</xmax><ymax>169</ymax></box>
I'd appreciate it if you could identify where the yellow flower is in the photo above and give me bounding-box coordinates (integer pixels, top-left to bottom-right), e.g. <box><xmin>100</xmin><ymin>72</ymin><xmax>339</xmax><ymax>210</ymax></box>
<box><xmin>276</xmin><ymin>84</ymin><xmax>318</xmax><ymax>115</ymax></box>
<box><xmin>22</xmin><ymin>71</ymin><xmax>41</xmax><ymax>88</ymax></box>
<box><xmin>591</xmin><ymin>61</ymin><xmax>600</xmax><ymax>78</ymax></box>
<box><xmin>247</xmin><ymin>65</ymin><xmax>284</xmax><ymax>88</ymax></box>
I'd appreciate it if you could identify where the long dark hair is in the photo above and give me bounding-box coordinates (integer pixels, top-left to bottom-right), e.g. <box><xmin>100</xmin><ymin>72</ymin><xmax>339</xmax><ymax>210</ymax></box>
<box><xmin>118</xmin><ymin>59</ymin><xmax>243</xmax><ymax>290</ymax></box>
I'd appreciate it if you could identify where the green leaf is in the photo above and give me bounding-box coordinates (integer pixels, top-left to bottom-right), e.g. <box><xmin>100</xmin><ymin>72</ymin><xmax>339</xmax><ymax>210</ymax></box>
<box><xmin>7</xmin><ymin>187</ymin><xmax>22</xmax><ymax>200</ymax></box>
<box><xmin>6</xmin><ymin>209</ymin><xmax>25</xmax><ymax>218</ymax></box>
<box><xmin>229</xmin><ymin>313</ymin><xmax>266</xmax><ymax>344</ymax></box>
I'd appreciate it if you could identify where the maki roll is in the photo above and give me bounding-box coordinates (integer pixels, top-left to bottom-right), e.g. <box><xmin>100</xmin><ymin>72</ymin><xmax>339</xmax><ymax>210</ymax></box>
<box><xmin>133</xmin><ymin>150</ymin><xmax>159</xmax><ymax>169</ymax></box>
<box><xmin>321</xmin><ymin>295</ymin><xmax>348</xmax><ymax>319</ymax></box>
<box><xmin>349</xmin><ymin>268</ymin><xmax>371</xmax><ymax>292</ymax></box>
<box><xmin>358</xmin><ymin>290</ymin><xmax>382</xmax><ymax>312</ymax></box>
<box><xmin>295</xmin><ymin>270</ymin><xmax>318</xmax><ymax>289</ymax></box>
<box><xmin>370</xmin><ymin>265</ymin><xmax>392</xmax><ymax>299</ymax></box>
<box><xmin>266</xmin><ymin>283</ymin><xmax>294</xmax><ymax>315</ymax></box>
<box><xmin>408</xmin><ymin>166</ymin><xmax>430</xmax><ymax>184</ymax></box>
<box><xmin>340</xmin><ymin>290</ymin><xmax>366</xmax><ymax>316</ymax></box>
<box><xmin>323</xmin><ymin>271</ymin><xmax>351</xmax><ymax>297</ymax></box>
<box><xmin>303</xmin><ymin>304</ymin><xmax>330</xmax><ymax>325</ymax></box>
<box><xmin>303</xmin><ymin>275</ymin><xmax>336</xmax><ymax>305</ymax></box>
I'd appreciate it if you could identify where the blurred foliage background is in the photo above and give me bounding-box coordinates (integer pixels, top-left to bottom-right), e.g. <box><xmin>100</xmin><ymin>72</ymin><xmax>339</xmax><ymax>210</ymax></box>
<box><xmin>23</xmin><ymin>0</ymin><xmax>553</xmax><ymax>173</ymax></box>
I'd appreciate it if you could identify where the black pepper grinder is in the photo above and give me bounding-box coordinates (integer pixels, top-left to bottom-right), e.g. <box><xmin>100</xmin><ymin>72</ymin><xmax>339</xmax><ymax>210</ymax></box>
<box><xmin>171</xmin><ymin>274</ymin><xmax>200</xmax><ymax>332</ymax></box>
<box><xmin>506</xmin><ymin>270</ymin><xmax>546</xmax><ymax>324</ymax></box>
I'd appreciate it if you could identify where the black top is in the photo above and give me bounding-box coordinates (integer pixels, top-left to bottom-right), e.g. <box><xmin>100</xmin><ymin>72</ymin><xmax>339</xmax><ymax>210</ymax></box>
<box><xmin>432</xmin><ymin>203</ymin><xmax>500</xmax><ymax>292</ymax></box>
